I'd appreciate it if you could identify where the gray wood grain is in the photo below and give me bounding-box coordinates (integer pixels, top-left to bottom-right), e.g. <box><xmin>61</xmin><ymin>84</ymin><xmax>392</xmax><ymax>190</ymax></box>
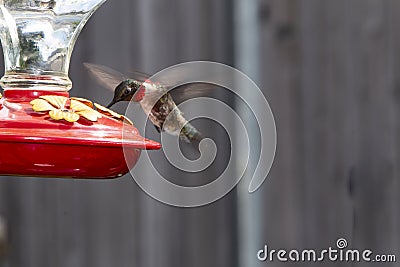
<box><xmin>0</xmin><ymin>0</ymin><xmax>399</xmax><ymax>266</ymax></box>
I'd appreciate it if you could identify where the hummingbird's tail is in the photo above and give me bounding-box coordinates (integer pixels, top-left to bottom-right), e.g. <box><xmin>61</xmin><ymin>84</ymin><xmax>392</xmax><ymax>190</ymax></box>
<box><xmin>180</xmin><ymin>122</ymin><xmax>203</xmax><ymax>146</ymax></box>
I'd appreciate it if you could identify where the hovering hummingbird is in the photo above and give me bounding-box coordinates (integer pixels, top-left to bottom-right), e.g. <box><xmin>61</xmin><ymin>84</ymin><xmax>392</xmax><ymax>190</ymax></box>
<box><xmin>84</xmin><ymin>63</ymin><xmax>204</xmax><ymax>144</ymax></box>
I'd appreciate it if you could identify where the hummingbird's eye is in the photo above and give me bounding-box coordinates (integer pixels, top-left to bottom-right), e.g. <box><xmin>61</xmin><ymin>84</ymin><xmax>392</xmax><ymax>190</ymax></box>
<box><xmin>124</xmin><ymin>88</ymin><xmax>131</xmax><ymax>95</ymax></box>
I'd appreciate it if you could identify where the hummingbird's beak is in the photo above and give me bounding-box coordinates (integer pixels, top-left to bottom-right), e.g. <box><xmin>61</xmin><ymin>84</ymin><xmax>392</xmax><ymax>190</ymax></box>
<box><xmin>106</xmin><ymin>101</ymin><xmax>116</xmax><ymax>109</ymax></box>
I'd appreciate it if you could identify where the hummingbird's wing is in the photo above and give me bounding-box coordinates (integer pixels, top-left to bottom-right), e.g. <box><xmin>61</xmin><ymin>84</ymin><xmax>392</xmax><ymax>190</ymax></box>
<box><xmin>127</xmin><ymin>66</ymin><xmax>220</xmax><ymax>102</ymax></box>
<box><xmin>126</xmin><ymin>70</ymin><xmax>152</xmax><ymax>83</ymax></box>
<box><xmin>84</xmin><ymin>62</ymin><xmax>219</xmax><ymax>101</ymax></box>
<box><xmin>84</xmin><ymin>63</ymin><xmax>127</xmax><ymax>91</ymax></box>
<box><xmin>168</xmin><ymin>83</ymin><xmax>222</xmax><ymax>103</ymax></box>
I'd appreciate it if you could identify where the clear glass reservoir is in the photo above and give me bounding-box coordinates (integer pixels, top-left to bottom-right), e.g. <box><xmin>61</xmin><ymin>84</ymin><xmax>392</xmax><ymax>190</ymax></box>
<box><xmin>0</xmin><ymin>0</ymin><xmax>107</xmax><ymax>91</ymax></box>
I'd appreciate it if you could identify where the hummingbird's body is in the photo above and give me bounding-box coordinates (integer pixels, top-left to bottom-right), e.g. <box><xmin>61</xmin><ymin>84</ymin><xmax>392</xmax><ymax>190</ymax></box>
<box><xmin>112</xmin><ymin>79</ymin><xmax>202</xmax><ymax>143</ymax></box>
<box><xmin>84</xmin><ymin>63</ymin><xmax>202</xmax><ymax>144</ymax></box>
<box><xmin>84</xmin><ymin>63</ymin><xmax>202</xmax><ymax>145</ymax></box>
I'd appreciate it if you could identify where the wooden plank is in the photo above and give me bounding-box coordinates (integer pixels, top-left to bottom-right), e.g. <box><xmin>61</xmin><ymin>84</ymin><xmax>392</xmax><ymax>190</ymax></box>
<box><xmin>345</xmin><ymin>3</ymin><xmax>398</xmax><ymax>266</ymax></box>
<box><xmin>389</xmin><ymin>0</ymin><xmax>400</xmax><ymax>258</ymax></box>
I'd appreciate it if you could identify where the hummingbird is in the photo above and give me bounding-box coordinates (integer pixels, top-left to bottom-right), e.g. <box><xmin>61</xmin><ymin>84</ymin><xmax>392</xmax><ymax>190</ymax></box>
<box><xmin>84</xmin><ymin>63</ymin><xmax>203</xmax><ymax>144</ymax></box>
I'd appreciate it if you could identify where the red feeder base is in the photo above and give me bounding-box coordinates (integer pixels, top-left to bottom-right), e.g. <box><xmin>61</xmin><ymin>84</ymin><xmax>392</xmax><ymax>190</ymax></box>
<box><xmin>0</xmin><ymin>90</ymin><xmax>161</xmax><ymax>179</ymax></box>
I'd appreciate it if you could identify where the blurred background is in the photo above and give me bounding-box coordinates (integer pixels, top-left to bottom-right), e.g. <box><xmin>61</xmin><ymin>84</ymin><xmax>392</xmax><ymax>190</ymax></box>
<box><xmin>0</xmin><ymin>0</ymin><xmax>399</xmax><ymax>266</ymax></box>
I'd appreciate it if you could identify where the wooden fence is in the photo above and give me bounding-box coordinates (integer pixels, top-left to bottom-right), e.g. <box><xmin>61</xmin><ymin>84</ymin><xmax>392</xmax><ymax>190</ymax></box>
<box><xmin>0</xmin><ymin>0</ymin><xmax>399</xmax><ymax>266</ymax></box>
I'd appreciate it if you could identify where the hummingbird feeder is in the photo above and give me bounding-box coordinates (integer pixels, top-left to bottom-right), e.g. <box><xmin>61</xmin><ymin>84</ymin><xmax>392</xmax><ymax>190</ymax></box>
<box><xmin>0</xmin><ymin>0</ymin><xmax>160</xmax><ymax>178</ymax></box>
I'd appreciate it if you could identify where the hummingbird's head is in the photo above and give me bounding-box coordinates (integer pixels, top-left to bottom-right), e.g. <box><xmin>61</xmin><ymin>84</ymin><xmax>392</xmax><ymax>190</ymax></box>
<box><xmin>107</xmin><ymin>79</ymin><xmax>144</xmax><ymax>108</ymax></box>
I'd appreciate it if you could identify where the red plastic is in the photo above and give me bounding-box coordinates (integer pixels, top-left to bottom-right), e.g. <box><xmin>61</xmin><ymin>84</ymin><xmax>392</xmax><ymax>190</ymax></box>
<box><xmin>0</xmin><ymin>90</ymin><xmax>161</xmax><ymax>178</ymax></box>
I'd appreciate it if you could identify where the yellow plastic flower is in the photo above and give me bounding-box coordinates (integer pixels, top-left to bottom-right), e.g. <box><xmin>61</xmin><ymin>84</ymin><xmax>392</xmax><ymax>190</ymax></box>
<box><xmin>30</xmin><ymin>95</ymin><xmax>102</xmax><ymax>123</ymax></box>
<box><xmin>94</xmin><ymin>103</ymin><xmax>134</xmax><ymax>125</ymax></box>
<box><xmin>30</xmin><ymin>95</ymin><xmax>134</xmax><ymax>125</ymax></box>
